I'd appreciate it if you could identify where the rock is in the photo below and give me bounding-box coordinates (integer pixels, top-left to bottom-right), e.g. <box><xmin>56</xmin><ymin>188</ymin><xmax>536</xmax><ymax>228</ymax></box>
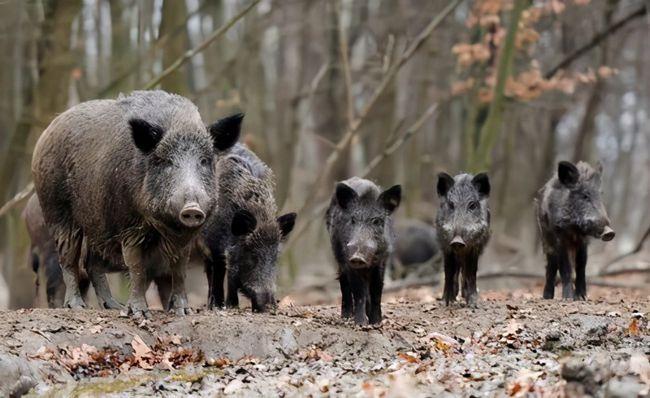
<box><xmin>277</xmin><ymin>328</ymin><xmax>298</xmax><ymax>357</ymax></box>
<box><xmin>604</xmin><ymin>376</ymin><xmax>644</xmax><ymax>398</ymax></box>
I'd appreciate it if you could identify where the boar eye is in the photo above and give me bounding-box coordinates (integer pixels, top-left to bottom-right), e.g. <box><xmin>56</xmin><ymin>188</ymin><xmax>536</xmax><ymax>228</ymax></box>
<box><xmin>350</xmin><ymin>217</ymin><xmax>357</xmax><ymax>225</ymax></box>
<box><xmin>372</xmin><ymin>218</ymin><xmax>384</xmax><ymax>227</ymax></box>
<box><xmin>448</xmin><ymin>202</ymin><xmax>455</xmax><ymax>211</ymax></box>
<box><xmin>200</xmin><ymin>157</ymin><xmax>211</xmax><ymax>167</ymax></box>
<box><xmin>468</xmin><ymin>201</ymin><xmax>479</xmax><ymax>211</ymax></box>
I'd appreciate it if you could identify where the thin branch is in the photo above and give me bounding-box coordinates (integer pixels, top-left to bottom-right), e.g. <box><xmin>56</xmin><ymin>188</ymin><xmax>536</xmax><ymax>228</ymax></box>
<box><xmin>143</xmin><ymin>0</ymin><xmax>261</xmax><ymax>90</ymax></box>
<box><xmin>361</xmin><ymin>103</ymin><xmax>438</xmax><ymax>176</ymax></box>
<box><xmin>544</xmin><ymin>4</ymin><xmax>648</xmax><ymax>79</ymax></box>
<box><xmin>0</xmin><ymin>182</ymin><xmax>34</xmax><ymax>217</ymax></box>
<box><xmin>286</xmin><ymin>102</ymin><xmax>440</xmax><ymax>249</ymax></box>
<box><xmin>335</xmin><ymin>0</ymin><xmax>355</xmax><ymax>125</ymax></box>
<box><xmin>295</xmin><ymin>0</ymin><xmax>462</xmax><ymax>219</ymax></box>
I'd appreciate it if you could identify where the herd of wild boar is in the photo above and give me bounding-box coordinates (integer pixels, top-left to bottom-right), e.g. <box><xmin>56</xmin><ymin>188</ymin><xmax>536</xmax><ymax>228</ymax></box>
<box><xmin>23</xmin><ymin>90</ymin><xmax>616</xmax><ymax>325</ymax></box>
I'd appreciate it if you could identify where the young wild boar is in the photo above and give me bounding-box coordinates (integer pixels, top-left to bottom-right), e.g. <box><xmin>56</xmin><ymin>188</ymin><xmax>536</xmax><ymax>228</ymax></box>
<box><xmin>326</xmin><ymin>177</ymin><xmax>401</xmax><ymax>325</ymax></box>
<box><xmin>391</xmin><ymin>219</ymin><xmax>439</xmax><ymax>280</ymax></box>
<box><xmin>200</xmin><ymin>114</ymin><xmax>296</xmax><ymax>312</ymax></box>
<box><xmin>436</xmin><ymin>172</ymin><xmax>490</xmax><ymax>307</ymax></box>
<box><xmin>536</xmin><ymin>161</ymin><xmax>615</xmax><ymax>300</ymax></box>
<box><xmin>31</xmin><ymin>90</ymin><xmax>239</xmax><ymax>317</ymax></box>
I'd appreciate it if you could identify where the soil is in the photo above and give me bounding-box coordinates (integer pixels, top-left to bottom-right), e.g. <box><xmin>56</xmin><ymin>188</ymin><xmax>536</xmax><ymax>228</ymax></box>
<box><xmin>1</xmin><ymin>284</ymin><xmax>649</xmax><ymax>397</ymax></box>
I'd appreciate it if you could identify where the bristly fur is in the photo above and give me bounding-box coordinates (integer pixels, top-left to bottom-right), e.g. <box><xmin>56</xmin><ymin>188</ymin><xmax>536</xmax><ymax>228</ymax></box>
<box><xmin>536</xmin><ymin>161</ymin><xmax>613</xmax><ymax>300</ymax></box>
<box><xmin>31</xmin><ymin>90</ymin><xmax>234</xmax><ymax>314</ymax></box>
<box><xmin>325</xmin><ymin>177</ymin><xmax>401</xmax><ymax>325</ymax></box>
<box><xmin>435</xmin><ymin>172</ymin><xmax>491</xmax><ymax>307</ymax></box>
<box><xmin>201</xmin><ymin>143</ymin><xmax>292</xmax><ymax>312</ymax></box>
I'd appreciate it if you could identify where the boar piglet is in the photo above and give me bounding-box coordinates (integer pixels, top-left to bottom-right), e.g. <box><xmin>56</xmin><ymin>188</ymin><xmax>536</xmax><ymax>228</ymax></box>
<box><xmin>201</xmin><ymin>114</ymin><xmax>296</xmax><ymax>313</ymax></box>
<box><xmin>436</xmin><ymin>172</ymin><xmax>490</xmax><ymax>307</ymax></box>
<box><xmin>536</xmin><ymin>161</ymin><xmax>615</xmax><ymax>300</ymax></box>
<box><xmin>32</xmin><ymin>90</ymin><xmax>240</xmax><ymax>318</ymax></box>
<box><xmin>326</xmin><ymin>177</ymin><xmax>401</xmax><ymax>325</ymax></box>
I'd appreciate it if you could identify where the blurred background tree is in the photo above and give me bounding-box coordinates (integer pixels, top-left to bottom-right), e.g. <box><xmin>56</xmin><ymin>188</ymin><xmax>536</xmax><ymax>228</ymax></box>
<box><xmin>0</xmin><ymin>0</ymin><xmax>648</xmax><ymax>308</ymax></box>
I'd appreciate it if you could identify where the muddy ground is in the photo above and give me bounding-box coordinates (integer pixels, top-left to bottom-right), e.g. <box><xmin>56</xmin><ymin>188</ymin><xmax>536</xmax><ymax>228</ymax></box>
<box><xmin>1</xmin><ymin>283</ymin><xmax>649</xmax><ymax>397</ymax></box>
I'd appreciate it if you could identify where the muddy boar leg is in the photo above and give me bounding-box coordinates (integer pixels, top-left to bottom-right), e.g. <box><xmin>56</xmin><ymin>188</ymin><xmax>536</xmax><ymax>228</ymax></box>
<box><xmin>226</xmin><ymin>276</ymin><xmax>240</xmax><ymax>308</ymax></box>
<box><xmin>350</xmin><ymin>272</ymin><xmax>369</xmax><ymax>325</ymax></box>
<box><xmin>54</xmin><ymin>227</ymin><xmax>86</xmax><ymax>309</ymax></box>
<box><xmin>557</xmin><ymin>245</ymin><xmax>573</xmax><ymax>300</ymax></box>
<box><xmin>366</xmin><ymin>265</ymin><xmax>384</xmax><ymax>324</ymax></box>
<box><xmin>122</xmin><ymin>245</ymin><xmax>150</xmax><ymax>318</ymax></box>
<box><xmin>574</xmin><ymin>243</ymin><xmax>588</xmax><ymax>300</ymax></box>
<box><xmin>443</xmin><ymin>252</ymin><xmax>458</xmax><ymax>305</ymax></box>
<box><xmin>206</xmin><ymin>254</ymin><xmax>226</xmax><ymax>309</ymax></box>
<box><xmin>154</xmin><ymin>275</ymin><xmax>172</xmax><ymax>311</ymax></box>
<box><xmin>168</xmin><ymin>253</ymin><xmax>190</xmax><ymax>316</ymax></box>
<box><xmin>339</xmin><ymin>272</ymin><xmax>353</xmax><ymax>318</ymax></box>
<box><xmin>543</xmin><ymin>252</ymin><xmax>558</xmax><ymax>299</ymax></box>
<box><xmin>85</xmin><ymin>252</ymin><xmax>124</xmax><ymax>310</ymax></box>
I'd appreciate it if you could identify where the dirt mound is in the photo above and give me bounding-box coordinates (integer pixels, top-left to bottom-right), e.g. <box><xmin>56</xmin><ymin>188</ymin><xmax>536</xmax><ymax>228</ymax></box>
<box><xmin>0</xmin><ymin>288</ymin><xmax>648</xmax><ymax>397</ymax></box>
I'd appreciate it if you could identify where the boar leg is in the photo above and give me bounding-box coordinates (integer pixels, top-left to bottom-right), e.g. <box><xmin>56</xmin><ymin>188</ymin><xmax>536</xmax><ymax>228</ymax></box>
<box><xmin>122</xmin><ymin>245</ymin><xmax>150</xmax><ymax>318</ymax></box>
<box><xmin>350</xmin><ymin>272</ymin><xmax>369</xmax><ymax>325</ymax></box>
<box><xmin>206</xmin><ymin>254</ymin><xmax>227</xmax><ymax>309</ymax></box>
<box><xmin>461</xmin><ymin>253</ymin><xmax>478</xmax><ymax>307</ymax></box>
<box><xmin>226</xmin><ymin>277</ymin><xmax>240</xmax><ymax>308</ymax></box>
<box><xmin>89</xmin><ymin>270</ymin><xmax>124</xmax><ymax>310</ymax></box>
<box><xmin>443</xmin><ymin>252</ymin><xmax>458</xmax><ymax>305</ymax></box>
<box><xmin>168</xmin><ymin>254</ymin><xmax>190</xmax><ymax>316</ymax></box>
<box><xmin>154</xmin><ymin>275</ymin><xmax>172</xmax><ymax>311</ymax></box>
<box><xmin>557</xmin><ymin>246</ymin><xmax>573</xmax><ymax>299</ymax></box>
<box><xmin>53</xmin><ymin>226</ymin><xmax>86</xmax><ymax>309</ymax></box>
<box><xmin>543</xmin><ymin>252</ymin><xmax>558</xmax><ymax>299</ymax></box>
<box><xmin>367</xmin><ymin>265</ymin><xmax>384</xmax><ymax>324</ymax></box>
<box><xmin>574</xmin><ymin>243</ymin><xmax>588</xmax><ymax>300</ymax></box>
<box><xmin>339</xmin><ymin>272</ymin><xmax>353</xmax><ymax>319</ymax></box>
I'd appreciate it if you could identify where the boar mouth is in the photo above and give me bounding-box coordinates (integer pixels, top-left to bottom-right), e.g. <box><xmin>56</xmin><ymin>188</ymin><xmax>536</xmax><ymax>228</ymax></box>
<box><xmin>349</xmin><ymin>254</ymin><xmax>372</xmax><ymax>268</ymax></box>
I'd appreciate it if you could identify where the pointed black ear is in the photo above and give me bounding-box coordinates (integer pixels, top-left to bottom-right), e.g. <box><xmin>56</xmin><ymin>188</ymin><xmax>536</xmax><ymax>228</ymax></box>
<box><xmin>129</xmin><ymin>118</ymin><xmax>164</xmax><ymax>153</ymax></box>
<box><xmin>378</xmin><ymin>185</ymin><xmax>401</xmax><ymax>213</ymax></box>
<box><xmin>208</xmin><ymin>113</ymin><xmax>243</xmax><ymax>151</ymax></box>
<box><xmin>436</xmin><ymin>172</ymin><xmax>455</xmax><ymax>197</ymax></box>
<box><xmin>277</xmin><ymin>212</ymin><xmax>297</xmax><ymax>239</ymax></box>
<box><xmin>472</xmin><ymin>173</ymin><xmax>490</xmax><ymax>197</ymax></box>
<box><xmin>335</xmin><ymin>183</ymin><xmax>358</xmax><ymax>209</ymax></box>
<box><xmin>558</xmin><ymin>161</ymin><xmax>579</xmax><ymax>186</ymax></box>
<box><xmin>231</xmin><ymin>209</ymin><xmax>257</xmax><ymax>237</ymax></box>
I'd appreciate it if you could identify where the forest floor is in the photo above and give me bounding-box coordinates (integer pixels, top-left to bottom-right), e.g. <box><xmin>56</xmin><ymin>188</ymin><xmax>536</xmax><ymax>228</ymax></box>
<box><xmin>1</xmin><ymin>283</ymin><xmax>649</xmax><ymax>397</ymax></box>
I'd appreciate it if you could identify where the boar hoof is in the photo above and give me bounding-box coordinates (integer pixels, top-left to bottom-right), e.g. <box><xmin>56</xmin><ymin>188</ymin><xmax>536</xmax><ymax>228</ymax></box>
<box><xmin>169</xmin><ymin>294</ymin><xmax>190</xmax><ymax>316</ymax></box>
<box><xmin>542</xmin><ymin>290</ymin><xmax>554</xmax><ymax>299</ymax></box>
<box><xmin>573</xmin><ymin>293</ymin><xmax>587</xmax><ymax>301</ymax></box>
<box><xmin>100</xmin><ymin>297</ymin><xmax>125</xmax><ymax>311</ymax></box>
<box><xmin>124</xmin><ymin>300</ymin><xmax>150</xmax><ymax>319</ymax></box>
<box><xmin>466</xmin><ymin>296</ymin><xmax>478</xmax><ymax>308</ymax></box>
<box><xmin>64</xmin><ymin>295</ymin><xmax>87</xmax><ymax>309</ymax></box>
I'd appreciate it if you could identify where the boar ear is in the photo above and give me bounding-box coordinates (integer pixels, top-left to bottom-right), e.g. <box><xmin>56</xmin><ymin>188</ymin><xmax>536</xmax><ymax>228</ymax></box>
<box><xmin>208</xmin><ymin>113</ymin><xmax>243</xmax><ymax>151</ymax></box>
<box><xmin>231</xmin><ymin>209</ymin><xmax>257</xmax><ymax>236</ymax></box>
<box><xmin>378</xmin><ymin>185</ymin><xmax>401</xmax><ymax>213</ymax></box>
<box><xmin>129</xmin><ymin>118</ymin><xmax>164</xmax><ymax>154</ymax></box>
<box><xmin>472</xmin><ymin>173</ymin><xmax>490</xmax><ymax>197</ymax></box>
<box><xmin>335</xmin><ymin>183</ymin><xmax>358</xmax><ymax>209</ymax></box>
<box><xmin>277</xmin><ymin>212</ymin><xmax>297</xmax><ymax>239</ymax></box>
<box><xmin>558</xmin><ymin>161</ymin><xmax>579</xmax><ymax>186</ymax></box>
<box><xmin>436</xmin><ymin>172</ymin><xmax>455</xmax><ymax>197</ymax></box>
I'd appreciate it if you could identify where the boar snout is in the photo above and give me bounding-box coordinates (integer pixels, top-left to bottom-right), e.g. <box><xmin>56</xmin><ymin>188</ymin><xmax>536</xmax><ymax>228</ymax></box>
<box><xmin>179</xmin><ymin>202</ymin><xmax>206</xmax><ymax>228</ymax></box>
<box><xmin>450</xmin><ymin>235</ymin><xmax>466</xmax><ymax>250</ymax></box>
<box><xmin>347</xmin><ymin>239</ymin><xmax>377</xmax><ymax>268</ymax></box>
<box><xmin>601</xmin><ymin>225</ymin><xmax>615</xmax><ymax>242</ymax></box>
<box><xmin>251</xmin><ymin>291</ymin><xmax>276</xmax><ymax>313</ymax></box>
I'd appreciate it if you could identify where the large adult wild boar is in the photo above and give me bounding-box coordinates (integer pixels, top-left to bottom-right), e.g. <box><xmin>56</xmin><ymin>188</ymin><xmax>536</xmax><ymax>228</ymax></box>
<box><xmin>536</xmin><ymin>161</ymin><xmax>615</xmax><ymax>300</ymax></box>
<box><xmin>31</xmin><ymin>90</ymin><xmax>239</xmax><ymax>317</ymax></box>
